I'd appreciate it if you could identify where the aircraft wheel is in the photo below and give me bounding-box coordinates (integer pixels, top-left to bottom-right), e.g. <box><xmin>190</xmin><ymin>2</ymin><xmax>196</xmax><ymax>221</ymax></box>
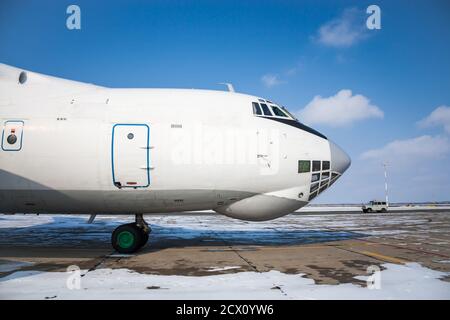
<box><xmin>112</xmin><ymin>223</ymin><xmax>143</xmax><ymax>254</ymax></box>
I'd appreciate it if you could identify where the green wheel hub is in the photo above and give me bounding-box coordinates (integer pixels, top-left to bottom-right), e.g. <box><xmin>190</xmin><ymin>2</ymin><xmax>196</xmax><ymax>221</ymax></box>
<box><xmin>117</xmin><ymin>230</ymin><xmax>135</xmax><ymax>249</ymax></box>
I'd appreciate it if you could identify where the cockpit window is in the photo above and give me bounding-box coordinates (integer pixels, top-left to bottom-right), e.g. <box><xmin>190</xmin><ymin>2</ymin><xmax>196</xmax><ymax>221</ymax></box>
<box><xmin>251</xmin><ymin>101</ymin><xmax>298</xmax><ymax>121</ymax></box>
<box><xmin>281</xmin><ymin>106</ymin><xmax>298</xmax><ymax>120</ymax></box>
<box><xmin>271</xmin><ymin>106</ymin><xmax>289</xmax><ymax>117</ymax></box>
<box><xmin>312</xmin><ymin>160</ymin><xmax>321</xmax><ymax>172</ymax></box>
<box><xmin>260</xmin><ymin>103</ymin><xmax>273</xmax><ymax>116</ymax></box>
<box><xmin>252</xmin><ymin>102</ymin><xmax>262</xmax><ymax>115</ymax></box>
<box><xmin>298</xmin><ymin>160</ymin><xmax>311</xmax><ymax>173</ymax></box>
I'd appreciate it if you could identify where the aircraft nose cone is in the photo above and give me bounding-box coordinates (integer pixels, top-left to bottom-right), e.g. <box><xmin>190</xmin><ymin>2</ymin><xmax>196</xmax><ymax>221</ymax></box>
<box><xmin>329</xmin><ymin>140</ymin><xmax>351</xmax><ymax>174</ymax></box>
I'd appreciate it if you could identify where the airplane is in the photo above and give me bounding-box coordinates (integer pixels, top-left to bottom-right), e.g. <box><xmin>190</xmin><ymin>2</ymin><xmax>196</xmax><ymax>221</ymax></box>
<box><xmin>0</xmin><ymin>63</ymin><xmax>351</xmax><ymax>253</ymax></box>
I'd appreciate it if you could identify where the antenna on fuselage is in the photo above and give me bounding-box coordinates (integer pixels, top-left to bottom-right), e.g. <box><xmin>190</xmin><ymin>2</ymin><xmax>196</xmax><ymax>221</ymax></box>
<box><xmin>219</xmin><ymin>83</ymin><xmax>235</xmax><ymax>92</ymax></box>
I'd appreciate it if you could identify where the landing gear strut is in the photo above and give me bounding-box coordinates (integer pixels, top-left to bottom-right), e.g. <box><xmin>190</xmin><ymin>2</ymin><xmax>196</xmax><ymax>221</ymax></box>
<box><xmin>111</xmin><ymin>214</ymin><xmax>151</xmax><ymax>254</ymax></box>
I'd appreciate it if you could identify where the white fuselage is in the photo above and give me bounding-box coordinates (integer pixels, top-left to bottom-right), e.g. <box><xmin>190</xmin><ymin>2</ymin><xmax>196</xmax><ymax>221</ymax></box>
<box><xmin>0</xmin><ymin>64</ymin><xmax>350</xmax><ymax>221</ymax></box>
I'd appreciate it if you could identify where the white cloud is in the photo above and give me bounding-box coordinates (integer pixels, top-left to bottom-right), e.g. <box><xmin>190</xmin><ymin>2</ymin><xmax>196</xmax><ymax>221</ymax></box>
<box><xmin>261</xmin><ymin>61</ymin><xmax>302</xmax><ymax>87</ymax></box>
<box><xmin>315</xmin><ymin>8</ymin><xmax>368</xmax><ymax>48</ymax></box>
<box><xmin>361</xmin><ymin>135</ymin><xmax>450</xmax><ymax>162</ymax></box>
<box><xmin>340</xmin><ymin>135</ymin><xmax>450</xmax><ymax>203</ymax></box>
<box><xmin>417</xmin><ymin>105</ymin><xmax>450</xmax><ymax>134</ymax></box>
<box><xmin>285</xmin><ymin>67</ymin><xmax>298</xmax><ymax>76</ymax></box>
<box><xmin>298</xmin><ymin>89</ymin><xmax>383</xmax><ymax>127</ymax></box>
<box><xmin>261</xmin><ymin>74</ymin><xmax>283</xmax><ymax>88</ymax></box>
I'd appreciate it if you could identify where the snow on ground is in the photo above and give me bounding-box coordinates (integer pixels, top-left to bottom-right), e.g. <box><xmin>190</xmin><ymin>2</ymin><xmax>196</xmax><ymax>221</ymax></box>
<box><xmin>299</xmin><ymin>205</ymin><xmax>450</xmax><ymax>212</ymax></box>
<box><xmin>0</xmin><ymin>215</ymin><xmax>54</xmax><ymax>228</ymax></box>
<box><xmin>206</xmin><ymin>266</ymin><xmax>241</xmax><ymax>272</ymax></box>
<box><xmin>1</xmin><ymin>211</ymin><xmax>449</xmax><ymax>299</ymax></box>
<box><xmin>0</xmin><ymin>214</ymin><xmax>366</xmax><ymax>247</ymax></box>
<box><xmin>0</xmin><ymin>210</ymin><xmax>440</xmax><ymax>248</ymax></box>
<box><xmin>0</xmin><ymin>261</ymin><xmax>34</xmax><ymax>273</ymax></box>
<box><xmin>0</xmin><ymin>263</ymin><xmax>449</xmax><ymax>300</ymax></box>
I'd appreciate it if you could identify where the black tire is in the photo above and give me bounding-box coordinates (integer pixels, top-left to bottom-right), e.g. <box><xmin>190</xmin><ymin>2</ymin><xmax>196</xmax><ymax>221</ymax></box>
<box><xmin>362</xmin><ymin>209</ymin><xmax>368</xmax><ymax>213</ymax></box>
<box><xmin>381</xmin><ymin>208</ymin><xmax>387</xmax><ymax>213</ymax></box>
<box><xmin>111</xmin><ymin>223</ymin><xmax>143</xmax><ymax>254</ymax></box>
<box><xmin>140</xmin><ymin>232</ymin><xmax>149</xmax><ymax>248</ymax></box>
<box><xmin>367</xmin><ymin>208</ymin><xmax>373</xmax><ymax>213</ymax></box>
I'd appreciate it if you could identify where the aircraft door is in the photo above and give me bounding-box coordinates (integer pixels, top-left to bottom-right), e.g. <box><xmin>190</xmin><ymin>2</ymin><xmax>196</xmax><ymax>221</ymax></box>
<box><xmin>1</xmin><ymin>120</ymin><xmax>24</xmax><ymax>151</ymax></box>
<box><xmin>112</xmin><ymin>124</ymin><xmax>150</xmax><ymax>188</ymax></box>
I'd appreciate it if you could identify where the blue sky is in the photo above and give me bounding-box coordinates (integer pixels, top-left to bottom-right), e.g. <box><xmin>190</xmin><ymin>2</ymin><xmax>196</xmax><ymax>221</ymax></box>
<box><xmin>1</xmin><ymin>0</ymin><xmax>450</xmax><ymax>203</ymax></box>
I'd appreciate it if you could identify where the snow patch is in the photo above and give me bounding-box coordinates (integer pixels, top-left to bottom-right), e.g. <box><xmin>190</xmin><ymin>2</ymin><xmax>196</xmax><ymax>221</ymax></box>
<box><xmin>0</xmin><ymin>215</ymin><xmax>54</xmax><ymax>228</ymax></box>
<box><xmin>0</xmin><ymin>263</ymin><xmax>449</xmax><ymax>300</ymax></box>
<box><xmin>0</xmin><ymin>260</ymin><xmax>34</xmax><ymax>273</ymax></box>
<box><xmin>206</xmin><ymin>266</ymin><xmax>241</xmax><ymax>272</ymax></box>
<box><xmin>435</xmin><ymin>260</ymin><xmax>450</xmax><ymax>264</ymax></box>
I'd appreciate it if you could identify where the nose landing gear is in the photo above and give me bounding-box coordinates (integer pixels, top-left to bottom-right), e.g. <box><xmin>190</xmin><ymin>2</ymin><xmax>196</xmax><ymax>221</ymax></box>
<box><xmin>111</xmin><ymin>214</ymin><xmax>151</xmax><ymax>254</ymax></box>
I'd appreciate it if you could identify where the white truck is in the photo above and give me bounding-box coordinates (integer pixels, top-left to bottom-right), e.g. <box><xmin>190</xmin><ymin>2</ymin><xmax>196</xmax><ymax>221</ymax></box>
<box><xmin>362</xmin><ymin>200</ymin><xmax>388</xmax><ymax>213</ymax></box>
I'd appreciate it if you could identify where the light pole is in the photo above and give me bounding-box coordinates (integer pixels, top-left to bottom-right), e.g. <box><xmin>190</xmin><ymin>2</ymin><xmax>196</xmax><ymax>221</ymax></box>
<box><xmin>383</xmin><ymin>162</ymin><xmax>389</xmax><ymax>206</ymax></box>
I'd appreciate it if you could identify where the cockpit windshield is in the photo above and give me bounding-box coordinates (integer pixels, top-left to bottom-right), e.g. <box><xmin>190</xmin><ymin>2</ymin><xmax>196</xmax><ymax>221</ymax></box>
<box><xmin>251</xmin><ymin>99</ymin><xmax>327</xmax><ymax>139</ymax></box>
<box><xmin>251</xmin><ymin>99</ymin><xmax>297</xmax><ymax>121</ymax></box>
<box><xmin>271</xmin><ymin>105</ymin><xmax>288</xmax><ymax>117</ymax></box>
<box><xmin>280</xmin><ymin>106</ymin><xmax>298</xmax><ymax>121</ymax></box>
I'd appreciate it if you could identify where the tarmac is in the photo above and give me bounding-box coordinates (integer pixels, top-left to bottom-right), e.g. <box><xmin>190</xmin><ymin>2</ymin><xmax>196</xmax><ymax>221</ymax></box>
<box><xmin>1</xmin><ymin>209</ymin><xmax>450</xmax><ymax>287</ymax></box>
